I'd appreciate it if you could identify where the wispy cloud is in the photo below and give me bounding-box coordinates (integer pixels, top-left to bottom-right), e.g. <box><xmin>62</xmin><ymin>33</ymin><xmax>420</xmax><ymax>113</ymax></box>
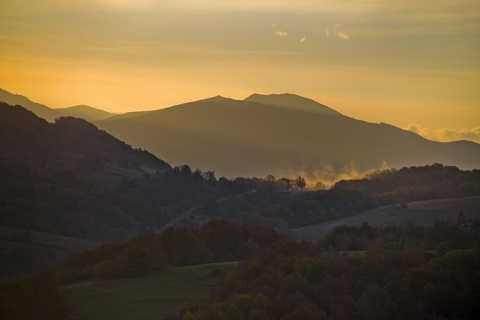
<box><xmin>406</xmin><ymin>124</ymin><xmax>480</xmax><ymax>143</ymax></box>
<box><xmin>338</xmin><ymin>32</ymin><xmax>350</xmax><ymax>40</ymax></box>
<box><xmin>275</xmin><ymin>30</ymin><xmax>288</xmax><ymax>37</ymax></box>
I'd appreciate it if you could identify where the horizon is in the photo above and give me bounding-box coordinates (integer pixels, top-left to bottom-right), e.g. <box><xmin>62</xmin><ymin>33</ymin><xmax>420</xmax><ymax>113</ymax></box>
<box><xmin>1</xmin><ymin>0</ymin><xmax>479</xmax><ymax>142</ymax></box>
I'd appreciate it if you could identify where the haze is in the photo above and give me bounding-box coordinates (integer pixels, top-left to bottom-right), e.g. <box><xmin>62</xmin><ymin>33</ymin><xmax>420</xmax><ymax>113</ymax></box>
<box><xmin>1</xmin><ymin>0</ymin><xmax>479</xmax><ymax>141</ymax></box>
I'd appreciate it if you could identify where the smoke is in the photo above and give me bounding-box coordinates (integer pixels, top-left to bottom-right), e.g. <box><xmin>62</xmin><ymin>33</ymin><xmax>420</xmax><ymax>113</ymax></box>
<box><xmin>277</xmin><ymin>161</ymin><xmax>391</xmax><ymax>189</ymax></box>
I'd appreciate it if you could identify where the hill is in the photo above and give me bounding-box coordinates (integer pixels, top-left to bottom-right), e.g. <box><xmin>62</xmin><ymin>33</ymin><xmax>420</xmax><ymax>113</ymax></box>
<box><xmin>0</xmin><ymin>225</ymin><xmax>98</xmax><ymax>282</ymax></box>
<box><xmin>0</xmin><ymin>102</ymin><xmax>169</xmax><ymax>185</ymax></box>
<box><xmin>0</xmin><ymin>102</ymin><xmax>173</xmax><ymax>278</ymax></box>
<box><xmin>55</xmin><ymin>105</ymin><xmax>115</xmax><ymax>122</ymax></box>
<box><xmin>0</xmin><ymin>88</ymin><xmax>61</xmax><ymax>122</ymax></box>
<box><xmin>2</xmin><ymin>221</ymin><xmax>478</xmax><ymax>320</ymax></box>
<box><xmin>0</xmin><ymin>102</ymin><xmax>292</xmax><ymax>279</ymax></box>
<box><xmin>293</xmin><ymin>196</ymin><xmax>480</xmax><ymax>242</ymax></box>
<box><xmin>96</xmin><ymin>94</ymin><xmax>480</xmax><ymax>179</ymax></box>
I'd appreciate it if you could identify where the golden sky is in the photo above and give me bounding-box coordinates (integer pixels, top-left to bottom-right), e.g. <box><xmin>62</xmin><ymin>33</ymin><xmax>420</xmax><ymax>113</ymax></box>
<box><xmin>1</xmin><ymin>0</ymin><xmax>479</xmax><ymax>141</ymax></box>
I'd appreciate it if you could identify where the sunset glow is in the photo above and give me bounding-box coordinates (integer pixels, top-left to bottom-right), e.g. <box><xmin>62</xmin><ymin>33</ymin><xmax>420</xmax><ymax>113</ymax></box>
<box><xmin>1</xmin><ymin>0</ymin><xmax>479</xmax><ymax>140</ymax></box>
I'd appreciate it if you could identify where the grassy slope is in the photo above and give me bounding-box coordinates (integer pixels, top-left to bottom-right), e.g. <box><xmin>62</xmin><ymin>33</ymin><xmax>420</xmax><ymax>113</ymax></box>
<box><xmin>65</xmin><ymin>262</ymin><xmax>238</xmax><ymax>320</ymax></box>
<box><xmin>293</xmin><ymin>196</ymin><xmax>480</xmax><ymax>242</ymax></box>
<box><xmin>0</xmin><ymin>226</ymin><xmax>99</xmax><ymax>281</ymax></box>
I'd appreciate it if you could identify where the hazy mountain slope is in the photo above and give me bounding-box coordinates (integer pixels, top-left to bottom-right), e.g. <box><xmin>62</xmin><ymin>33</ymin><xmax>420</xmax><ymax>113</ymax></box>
<box><xmin>244</xmin><ymin>93</ymin><xmax>341</xmax><ymax>116</ymax></box>
<box><xmin>55</xmin><ymin>105</ymin><xmax>115</xmax><ymax>122</ymax></box>
<box><xmin>0</xmin><ymin>88</ymin><xmax>61</xmax><ymax>122</ymax></box>
<box><xmin>97</xmin><ymin>95</ymin><xmax>480</xmax><ymax>178</ymax></box>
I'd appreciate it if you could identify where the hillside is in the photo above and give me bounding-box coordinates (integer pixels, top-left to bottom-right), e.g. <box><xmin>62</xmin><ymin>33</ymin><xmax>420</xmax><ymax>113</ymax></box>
<box><xmin>0</xmin><ymin>226</ymin><xmax>98</xmax><ymax>282</ymax></box>
<box><xmin>0</xmin><ymin>103</ymin><xmax>178</xmax><ymax>242</ymax></box>
<box><xmin>293</xmin><ymin>196</ymin><xmax>480</xmax><ymax>242</ymax></box>
<box><xmin>245</xmin><ymin>93</ymin><xmax>341</xmax><ymax>116</ymax></box>
<box><xmin>2</xmin><ymin>221</ymin><xmax>478</xmax><ymax>320</ymax></box>
<box><xmin>0</xmin><ymin>88</ymin><xmax>61</xmax><ymax>122</ymax></box>
<box><xmin>65</xmin><ymin>262</ymin><xmax>238</xmax><ymax>320</ymax></box>
<box><xmin>0</xmin><ymin>88</ymin><xmax>115</xmax><ymax>122</ymax></box>
<box><xmin>55</xmin><ymin>105</ymin><xmax>115</xmax><ymax>122</ymax></box>
<box><xmin>0</xmin><ymin>102</ymin><xmax>174</xmax><ymax>277</ymax></box>
<box><xmin>96</xmin><ymin>94</ymin><xmax>480</xmax><ymax>178</ymax></box>
<box><xmin>0</xmin><ymin>102</ymin><xmax>169</xmax><ymax>185</ymax></box>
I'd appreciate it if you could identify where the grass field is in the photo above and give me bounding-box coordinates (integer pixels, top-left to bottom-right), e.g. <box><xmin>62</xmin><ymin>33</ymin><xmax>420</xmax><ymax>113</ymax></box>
<box><xmin>0</xmin><ymin>225</ymin><xmax>99</xmax><ymax>281</ymax></box>
<box><xmin>65</xmin><ymin>262</ymin><xmax>239</xmax><ymax>320</ymax></box>
<box><xmin>293</xmin><ymin>196</ymin><xmax>480</xmax><ymax>242</ymax></box>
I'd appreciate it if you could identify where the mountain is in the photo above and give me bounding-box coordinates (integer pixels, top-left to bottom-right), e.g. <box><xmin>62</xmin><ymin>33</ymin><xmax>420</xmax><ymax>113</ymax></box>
<box><xmin>0</xmin><ymin>88</ymin><xmax>115</xmax><ymax>122</ymax></box>
<box><xmin>245</xmin><ymin>93</ymin><xmax>341</xmax><ymax>116</ymax></box>
<box><xmin>96</xmin><ymin>94</ymin><xmax>480</xmax><ymax>178</ymax></box>
<box><xmin>0</xmin><ymin>88</ymin><xmax>61</xmax><ymax>122</ymax></box>
<box><xmin>55</xmin><ymin>105</ymin><xmax>115</xmax><ymax>122</ymax></box>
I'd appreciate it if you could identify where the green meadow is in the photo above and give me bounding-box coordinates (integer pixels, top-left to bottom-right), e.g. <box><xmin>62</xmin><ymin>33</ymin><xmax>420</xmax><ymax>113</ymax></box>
<box><xmin>65</xmin><ymin>262</ymin><xmax>239</xmax><ymax>320</ymax></box>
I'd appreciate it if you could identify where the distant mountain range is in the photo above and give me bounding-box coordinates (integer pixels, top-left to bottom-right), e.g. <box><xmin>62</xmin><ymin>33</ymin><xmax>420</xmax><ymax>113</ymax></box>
<box><xmin>0</xmin><ymin>88</ymin><xmax>114</xmax><ymax>122</ymax></box>
<box><xmin>96</xmin><ymin>94</ymin><xmax>480</xmax><ymax>178</ymax></box>
<box><xmin>0</xmin><ymin>88</ymin><xmax>61</xmax><ymax>122</ymax></box>
<box><xmin>55</xmin><ymin>105</ymin><xmax>115</xmax><ymax>122</ymax></box>
<box><xmin>1</xmin><ymin>88</ymin><xmax>479</xmax><ymax>178</ymax></box>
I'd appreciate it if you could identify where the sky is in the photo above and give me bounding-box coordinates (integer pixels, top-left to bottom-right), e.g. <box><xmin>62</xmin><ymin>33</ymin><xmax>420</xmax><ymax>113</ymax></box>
<box><xmin>1</xmin><ymin>0</ymin><xmax>479</xmax><ymax>142</ymax></box>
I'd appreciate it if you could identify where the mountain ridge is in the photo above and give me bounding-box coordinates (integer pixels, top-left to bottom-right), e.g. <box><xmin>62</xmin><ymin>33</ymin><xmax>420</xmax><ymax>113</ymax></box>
<box><xmin>0</xmin><ymin>88</ymin><xmax>61</xmax><ymax>122</ymax></box>
<box><xmin>244</xmin><ymin>93</ymin><xmax>341</xmax><ymax>116</ymax></box>
<box><xmin>95</xmin><ymin>97</ymin><xmax>480</xmax><ymax>178</ymax></box>
<box><xmin>1</xmin><ymin>88</ymin><xmax>478</xmax><ymax>179</ymax></box>
<box><xmin>54</xmin><ymin>105</ymin><xmax>115</xmax><ymax>122</ymax></box>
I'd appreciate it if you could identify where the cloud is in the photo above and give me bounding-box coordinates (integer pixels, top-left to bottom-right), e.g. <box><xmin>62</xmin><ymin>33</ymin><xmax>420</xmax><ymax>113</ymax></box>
<box><xmin>275</xmin><ymin>30</ymin><xmax>288</xmax><ymax>37</ymax></box>
<box><xmin>406</xmin><ymin>124</ymin><xmax>480</xmax><ymax>143</ymax></box>
<box><xmin>325</xmin><ymin>29</ymin><xmax>330</xmax><ymax>38</ymax></box>
<box><xmin>338</xmin><ymin>32</ymin><xmax>350</xmax><ymax>40</ymax></box>
<box><xmin>299</xmin><ymin>36</ymin><xmax>307</xmax><ymax>43</ymax></box>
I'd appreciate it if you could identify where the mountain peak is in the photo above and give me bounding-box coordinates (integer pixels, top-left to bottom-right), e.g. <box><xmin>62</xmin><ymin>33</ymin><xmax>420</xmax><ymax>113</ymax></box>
<box><xmin>201</xmin><ymin>95</ymin><xmax>232</xmax><ymax>102</ymax></box>
<box><xmin>244</xmin><ymin>93</ymin><xmax>341</xmax><ymax>116</ymax></box>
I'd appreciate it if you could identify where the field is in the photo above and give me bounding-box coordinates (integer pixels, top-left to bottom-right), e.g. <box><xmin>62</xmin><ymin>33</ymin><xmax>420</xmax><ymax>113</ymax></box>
<box><xmin>65</xmin><ymin>262</ymin><xmax>239</xmax><ymax>320</ymax></box>
<box><xmin>0</xmin><ymin>226</ymin><xmax>99</xmax><ymax>281</ymax></box>
<box><xmin>293</xmin><ymin>196</ymin><xmax>480</xmax><ymax>242</ymax></box>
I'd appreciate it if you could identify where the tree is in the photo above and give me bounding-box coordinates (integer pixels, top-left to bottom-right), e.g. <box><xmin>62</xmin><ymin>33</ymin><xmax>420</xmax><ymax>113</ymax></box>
<box><xmin>296</xmin><ymin>176</ymin><xmax>306</xmax><ymax>190</ymax></box>
<box><xmin>204</xmin><ymin>171</ymin><xmax>216</xmax><ymax>182</ymax></box>
<box><xmin>265</xmin><ymin>174</ymin><xmax>276</xmax><ymax>182</ymax></box>
<box><xmin>359</xmin><ymin>283</ymin><xmax>391</xmax><ymax>320</ymax></box>
<box><xmin>278</xmin><ymin>178</ymin><xmax>292</xmax><ymax>191</ymax></box>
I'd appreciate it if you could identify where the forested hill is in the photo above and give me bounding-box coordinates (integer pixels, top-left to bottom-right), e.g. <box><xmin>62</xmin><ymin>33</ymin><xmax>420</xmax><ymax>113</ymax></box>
<box><xmin>0</xmin><ymin>102</ymin><xmax>170</xmax><ymax>181</ymax></box>
<box><xmin>0</xmin><ymin>102</ymin><xmax>173</xmax><ymax>244</ymax></box>
<box><xmin>334</xmin><ymin>164</ymin><xmax>480</xmax><ymax>204</ymax></box>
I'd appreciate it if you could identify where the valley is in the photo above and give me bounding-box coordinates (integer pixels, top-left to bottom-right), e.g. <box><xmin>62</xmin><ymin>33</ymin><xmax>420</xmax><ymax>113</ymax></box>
<box><xmin>0</xmin><ymin>89</ymin><xmax>479</xmax><ymax>319</ymax></box>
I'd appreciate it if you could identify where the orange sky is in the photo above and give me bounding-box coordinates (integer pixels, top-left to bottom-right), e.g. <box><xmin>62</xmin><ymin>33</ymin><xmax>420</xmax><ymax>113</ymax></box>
<box><xmin>1</xmin><ymin>0</ymin><xmax>479</xmax><ymax>142</ymax></box>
